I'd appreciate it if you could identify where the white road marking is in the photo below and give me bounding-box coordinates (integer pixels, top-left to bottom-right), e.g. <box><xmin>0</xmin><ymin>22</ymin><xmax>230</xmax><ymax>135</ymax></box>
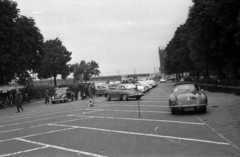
<box><xmin>196</xmin><ymin>116</ymin><xmax>240</xmax><ymax>152</ymax></box>
<box><xmin>0</xmin><ymin>128</ymin><xmax>75</xmax><ymax>143</ymax></box>
<box><xmin>15</xmin><ymin>138</ymin><xmax>107</xmax><ymax>157</ymax></box>
<box><xmin>155</xmin><ymin>126</ymin><xmax>159</xmax><ymax>132</ymax></box>
<box><xmin>0</xmin><ymin>146</ymin><xmax>48</xmax><ymax>157</ymax></box>
<box><xmin>84</xmin><ymin>108</ymin><xmax>170</xmax><ymax>113</ymax></box>
<box><xmin>70</xmin><ymin>114</ymin><xmax>205</xmax><ymax>125</ymax></box>
<box><xmin>48</xmin><ymin>123</ymin><xmax>230</xmax><ymax>145</ymax></box>
<box><xmin>140</xmin><ymin>100</ymin><xmax>168</xmax><ymax>103</ymax></box>
<box><xmin>0</xmin><ymin>128</ymin><xmax>24</xmax><ymax>134</ymax></box>
<box><xmin>95</xmin><ymin>104</ymin><xmax>169</xmax><ymax>107</ymax></box>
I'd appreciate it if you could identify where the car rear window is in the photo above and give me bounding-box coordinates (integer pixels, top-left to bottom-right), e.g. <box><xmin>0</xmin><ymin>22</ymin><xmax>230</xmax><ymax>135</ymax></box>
<box><xmin>174</xmin><ymin>84</ymin><xmax>199</xmax><ymax>92</ymax></box>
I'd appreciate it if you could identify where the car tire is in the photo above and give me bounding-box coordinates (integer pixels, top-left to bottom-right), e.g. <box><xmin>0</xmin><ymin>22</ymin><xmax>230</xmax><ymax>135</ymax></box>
<box><xmin>105</xmin><ymin>94</ymin><xmax>111</xmax><ymax>101</ymax></box>
<box><xmin>136</xmin><ymin>96</ymin><xmax>141</xmax><ymax>100</ymax></box>
<box><xmin>52</xmin><ymin>101</ymin><xmax>55</xmax><ymax>104</ymax></box>
<box><xmin>201</xmin><ymin>107</ymin><xmax>207</xmax><ymax>113</ymax></box>
<box><xmin>122</xmin><ymin>94</ymin><xmax>128</xmax><ymax>101</ymax></box>
<box><xmin>171</xmin><ymin>108</ymin><xmax>176</xmax><ymax>114</ymax></box>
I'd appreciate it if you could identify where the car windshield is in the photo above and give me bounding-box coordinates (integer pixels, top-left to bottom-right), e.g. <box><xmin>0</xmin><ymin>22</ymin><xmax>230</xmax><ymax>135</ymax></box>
<box><xmin>173</xmin><ymin>84</ymin><xmax>199</xmax><ymax>92</ymax></box>
<box><xmin>55</xmin><ymin>88</ymin><xmax>67</xmax><ymax>94</ymax></box>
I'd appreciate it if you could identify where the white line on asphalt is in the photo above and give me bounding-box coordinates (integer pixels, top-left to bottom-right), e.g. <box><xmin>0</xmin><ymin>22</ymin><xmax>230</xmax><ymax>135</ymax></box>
<box><xmin>84</xmin><ymin>108</ymin><xmax>170</xmax><ymax>113</ymax></box>
<box><xmin>69</xmin><ymin>114</ymin><xmax>205</xmax><ymax>125</ymax></box>
<box><xmin>196</xmin><ymin>116</ymin><xmax>240</xmax><ymax>152</ymax></box>
<box><xmin>140</xmin><ymin>100</ymin><xmax>168</xmax><ymax>102</ymax></box>
<box><xmin>0</xmin><ymin>128</ymin><xmax>24</xmax><ymax>134</ymax></box>
<box><xmin>86</xmin><ymin>104</ymin><xmax>169</xmax><ymax>107</ymax></box>
<box><xmin>155</xmin><ymin>126</ymin><xmax>159</xmax><ymax>132</ymax></box>
<box><xmin>48</xmin><ymin>123</ymin><xmax>230</xmax><ymax>145</ymax></box>
<box><xmin>15</xmin><ymin>138</ymin><xmax>107</xmax><ymax>157</ymax></box>
<box><xmin>0</xmin><ymin>146</ymin><xmax>48</xmax><ymax>157</ymax></box>
<box><xmin>0</xmin><ymin>128</ymin><xmax>75</xmax><ymax>143</ymax></box>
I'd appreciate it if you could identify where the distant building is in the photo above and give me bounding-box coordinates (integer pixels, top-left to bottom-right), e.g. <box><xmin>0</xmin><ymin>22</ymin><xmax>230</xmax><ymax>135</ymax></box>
<box><xmin>158</xmin><ymin>47</ymin><xmax>166</xmax><ymax>77</ymax></box>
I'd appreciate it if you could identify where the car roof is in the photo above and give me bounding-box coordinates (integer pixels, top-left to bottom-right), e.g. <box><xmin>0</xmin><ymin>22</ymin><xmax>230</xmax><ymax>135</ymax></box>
<box><xmin>173</xmin><ymin>82</ymin><xmax>198</xmax><ymax>87</ymax></box>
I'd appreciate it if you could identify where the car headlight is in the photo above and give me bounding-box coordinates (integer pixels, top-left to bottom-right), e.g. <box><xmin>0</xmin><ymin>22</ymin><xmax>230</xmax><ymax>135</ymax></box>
<box><xmin>169</xmin><ymin>94</ymin><xmax>177</xmax><ymax>103</ymax></box>
<box><xmin>200</xmin><ymin>93</ymin><xmax>207</xmax><ymax>101</ymax></box>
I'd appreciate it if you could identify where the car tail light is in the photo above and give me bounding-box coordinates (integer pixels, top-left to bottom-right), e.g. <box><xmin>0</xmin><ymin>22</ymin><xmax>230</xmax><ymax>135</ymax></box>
<box><xmin>169</xmin><ymin>94</ymin><xmax>177</xmax><ymax>102</ymax></box>
<box><xmin>200</xmin><ymin>93</ymin><xmax>206</xmax><ymax>101</ymax></box>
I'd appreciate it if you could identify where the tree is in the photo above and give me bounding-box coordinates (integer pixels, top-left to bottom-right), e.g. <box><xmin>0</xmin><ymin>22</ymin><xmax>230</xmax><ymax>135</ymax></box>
<box><xmin>72</xmin><ymin>60</ymin><xmax>100</xmax><ymax>82</ymax></box>
<box><xmin>37</xmin><ymin>38</ymin><xmax>72</xmax><ymax>87</ymax></box>
<box><xmin>0</xmin><ymin>0</ymin><xmax>44</xmax><ymax>85</ymax></box>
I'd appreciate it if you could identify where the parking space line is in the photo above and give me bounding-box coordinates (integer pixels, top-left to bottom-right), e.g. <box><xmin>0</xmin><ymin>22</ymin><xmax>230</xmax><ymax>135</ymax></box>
<box><xmin>88</xmin><ymin>104</ymin><xmax>169</xmax><ymax>107</ymax></box>
<box><xmin>15</xmin><ymin>138</ymin><xmax>107</xmax><ymax>157</ymax></box>
<box><xmin>84</xmin><ymin>108</ymin><xmax>170</xmax><ymax>113</ymax></box>
<box><xmin>0</xmin><ymin>128</ymin><xmax>24</xmax><ymax>134</ymax></box>
<box><xmin>0</xmin><ymin>146</ymin><xmax>48</xmax><ymax>157</ymax></box>
<box><xmin>48</xmin><ymin>123</ymin><xmax>230</xmax><ymax>145</ymax></box>
<box><xmin>196</xmin><ymin>116</ymin><xmax>240</xmax><ymax>152</ymax></box>
<box><xmin>69</xmin><ymin>114</ymin><xmax>205</xmax><ymax>125</ymax></box>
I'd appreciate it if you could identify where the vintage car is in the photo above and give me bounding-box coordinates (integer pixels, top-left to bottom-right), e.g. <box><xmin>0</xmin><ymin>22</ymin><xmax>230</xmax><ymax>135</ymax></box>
<box><xmin>160</xmin><ymin>78</ymin><xmax>167</xmax><ymax>83</ymax></box>
<box><xmin>95</xmin><ymin>85</ymin><xmax>109</xmax><ymax>96</ymax></box>
<box><xmin>51</xmin><ymin>87</ymin><xmax>75</xmax><ymax>104</ymax></box>
<box><xmin>104</xmin><ymin>84</ymin><xmax>144</xmax><ymax>101</ymax></box>
<box><xmin>169</xmin><ymin>82</ymin><xmax>208</xmax><ymax>114</ymax></box>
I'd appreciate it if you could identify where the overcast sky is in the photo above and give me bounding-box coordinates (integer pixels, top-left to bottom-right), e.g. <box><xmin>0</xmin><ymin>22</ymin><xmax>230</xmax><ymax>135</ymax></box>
<box><xmin>14</xmin><ymin>0</ymin><xmax>193</xmax><ymax>77</ymax></box>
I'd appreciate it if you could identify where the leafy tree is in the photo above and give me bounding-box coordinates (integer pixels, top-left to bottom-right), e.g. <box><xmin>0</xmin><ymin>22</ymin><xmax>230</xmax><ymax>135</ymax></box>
<box><xmin>72</xmin><ymin>60</ymin><xmax>100</xmax><ymax>82</ymax></box>
<box><xmin>37</xmin><ymin>38</ymin><xmax>72</xmax><ymax>86</ymax></box>
<box><xmin>0</xmin><ymin>0</ymin><xmax>44</xmax><ymax>85</ymax></box>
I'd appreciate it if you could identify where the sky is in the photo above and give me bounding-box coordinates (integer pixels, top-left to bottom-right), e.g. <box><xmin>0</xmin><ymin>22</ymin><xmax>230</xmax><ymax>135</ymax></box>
<box><xmin>14</xmin><ymin>0</ymin><xmax>193</xmax><ymax>77</ymax></box>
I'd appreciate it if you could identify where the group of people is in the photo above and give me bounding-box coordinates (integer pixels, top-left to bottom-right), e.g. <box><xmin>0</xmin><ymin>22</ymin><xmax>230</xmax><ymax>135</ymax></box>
<box><xmin>0</xmin><ymin>89</ymin><xmax>29</xmax><ymax>113</ymax></box>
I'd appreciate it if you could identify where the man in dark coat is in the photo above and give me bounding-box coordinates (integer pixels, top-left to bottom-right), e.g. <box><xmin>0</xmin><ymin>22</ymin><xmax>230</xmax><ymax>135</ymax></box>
<box><xmin>74</xmin><ymin>83</ymin><xmax>79</xmax><ymax>100</ymax></box>
<box><xmin>79</xmin><ymin>83</ymin><xmax>85</xmax><ymax>100</ymax></box>
<box><xmin>15</xmin><ymin>89</ymin><xmax>23</xmax><ymax>113</ymax></box>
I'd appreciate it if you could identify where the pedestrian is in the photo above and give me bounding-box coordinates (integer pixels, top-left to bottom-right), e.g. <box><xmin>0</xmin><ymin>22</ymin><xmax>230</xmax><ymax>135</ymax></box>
<box><xmin>74</xmin><ymin>83</ymin><xmax>79</xmax><ymax>100</ymax></box>
<box><xmin>25</xmin><ymin>93</ymin><xmax>30</xmax><ymax>105</ymax></box>
<box><xmin>15</xmin><ymin>89</ymin><xmax>23</xmax><ymax>113</ymax></box>
<box><xmin>79</xmin><ymin>83</ymin><xmax>85</xmax><ymax>100</ymax></box>
<box><xmin>45</xmin><ymin>89</ymin><xmax>49</xmax><ymax>104</ymax></box>
<box><xmin>84</xmin><ymin>83</ymin><xmax>89</xmax><ymax>99</ymax></box>
<box><xmin>88</xmin><ymin>83</ymin><xmax>96</xmax><ymax>107</ymax></box>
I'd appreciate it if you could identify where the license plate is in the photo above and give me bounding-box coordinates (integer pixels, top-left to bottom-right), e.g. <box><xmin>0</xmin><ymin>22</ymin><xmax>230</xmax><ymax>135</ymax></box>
<box><xmin>184</xmin><ymin>108</ymin><xmax>194</xmax><ymax>111</ymax></box>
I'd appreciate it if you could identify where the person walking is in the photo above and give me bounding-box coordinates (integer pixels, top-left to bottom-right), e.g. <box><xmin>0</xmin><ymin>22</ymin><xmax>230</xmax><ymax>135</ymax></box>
<box><xmin>88</xmin><ymin>83</ymin><xmax>96</xmax><ymax>107</ymax></box>
<box><xmin>15</xmin><ymin>89</ymin><xmax>23</xmax><ymax>113</ymax></box>
<box><xmin>79</xmin><ymin>83</ymin><xmax>85</xmax><ymax>100</ymax></box>
<box><xmin>45</xmin><ymin>89</ymin><xmax>49</xmax><ymax>104</ymax></box>
<box><xmin>74</xmin><ymin>83</ymin><xmax>79</xmax><ymax>101</ymax></box>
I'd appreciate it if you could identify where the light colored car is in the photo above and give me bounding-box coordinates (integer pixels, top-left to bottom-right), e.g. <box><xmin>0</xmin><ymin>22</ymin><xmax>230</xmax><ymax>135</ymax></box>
<box><xmin>104</xmin><ymin>84</ymin><xmax>144</xmax><ymax>101</ymax></box>
<box><xmin>137</xmin><ymin>81</ymin><xmax>153</xmax><ymax>89</ymax></box>
<box><xmin>123</xmin><ymin>83</ymin><xmax>147</xmax><ymax>93</ymax></box>
<box><xmin>169</xmin><ymin>82</ymin><xmax>208</xmax><ymax>114</ymax></box>
<box><xmin>160</xmin><ymin>78</ymin><xmax>167</xmax><ymax>83</ymax></box>
<box><xmin>51</xmin><ymin>87</ymin><xmax>75</xmax><ymax>104</ymax></box>
<box><xmin>145</xmin><ymin>80</ymin><xmax>158</xmax><ymax>87</ymax></box>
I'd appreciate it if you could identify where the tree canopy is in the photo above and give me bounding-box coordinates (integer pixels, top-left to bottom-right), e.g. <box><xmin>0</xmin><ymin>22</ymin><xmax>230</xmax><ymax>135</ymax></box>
<box><xmin>37</xmin><ymin>38</ymin><xmax>72</xmax><ymax>86</ymax></box>
<box><xmin>72</xmin><ymin>60</ymin><xmax>100</xmax><ymax>82</ymax></box>
<box><xmin>165</xmin><ymin>0</ymin><xmax>240</xmax><ymax>82</ymax></box>
<box><xmin>0</xmin><ymin>0</ymin><xmax>44</xmax><ymax>85</ymax></box>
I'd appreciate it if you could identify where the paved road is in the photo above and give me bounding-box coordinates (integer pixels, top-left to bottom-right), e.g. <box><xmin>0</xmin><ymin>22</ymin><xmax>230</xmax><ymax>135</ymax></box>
<box><xmin>0</xmin><ymin>83</ymin><xmax>240</xmax><ymax>157</ymax></box>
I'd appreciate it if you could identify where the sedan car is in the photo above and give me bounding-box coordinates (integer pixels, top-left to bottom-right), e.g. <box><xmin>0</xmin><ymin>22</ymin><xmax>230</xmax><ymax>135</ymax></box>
<box><xmin>160</xmin><ymin>78</ymin><xmax>167</xmax><ymax>83</ymax></box>
<box><xmin>104</xmin><ymin>84</ymin><xmax>144</xmax><ymax>101</ymax></box>
<box><xmin>95</xmin><ymin>85</ymin><xmax>109</xmax><ymax>96</ymax></box>
<box><xmin>169</xmin><ymin>82</ymin><xmax>208</xmax><ymax>114</ymax></box>
<box><xmin>51</xmin><ymin>87</ymin><xmax>75</xmax><ymax>104</ymax></box>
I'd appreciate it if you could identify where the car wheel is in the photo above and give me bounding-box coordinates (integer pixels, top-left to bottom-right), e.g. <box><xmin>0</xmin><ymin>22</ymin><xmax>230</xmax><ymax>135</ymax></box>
<box><xmin>201</xmin><ymin>107</ymin><xmax>207</xmax><ymax>113</ymax></box>
<box><xmin>136</xmin><ymin>96</ymin><xmax>141</xmax><ymax>100</ymax></box>
<box><xmin>105</xmin><ymin>94</ymin><xmax>111</xmax><ymax>101</ymax></box>
<box><xmin>52</xmin><ymin>101</ymin><xmax>55</xmax><ymax>104</ymax></box>
<box><xmin>171</xmin><ymin>108</ymin><xmax>176</xmax><ymax>114</ymax></box>
<box><xmin>122</xmin><ymin>94</ymin><xmax>128</xmax><ymax>101</ymax></box>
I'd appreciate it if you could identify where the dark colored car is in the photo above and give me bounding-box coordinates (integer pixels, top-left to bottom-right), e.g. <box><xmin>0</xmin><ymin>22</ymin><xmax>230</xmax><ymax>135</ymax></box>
<box><xmin>51</xmin><ymin>87</ymin><xmax>75</xmax><ymax>104</ymax></box>
<box><xmin>169</xmin><ymin>82</ymin><xmax>208</xmax><ymax>114</ymax></box>
<box><xmin>95</xmin><ymin>85</ymin><xmax>109</xmax><ymax>96</ymax></box>
<box><xmin>104</xmin><ymin>84</ymin><xmax>144</xmax><ymax>101</ymax></box>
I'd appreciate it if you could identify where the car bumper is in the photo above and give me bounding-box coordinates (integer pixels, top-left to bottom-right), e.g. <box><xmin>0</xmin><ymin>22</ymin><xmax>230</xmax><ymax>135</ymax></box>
<box><xmin>128</xmin><ymin>94</ymin><xmax>144</xmax><ymax>98</ymax></box>
<box><xmin>169</xmin><ymin>103</ymin><xmax>207</xmax><ymax>111</ymax></box>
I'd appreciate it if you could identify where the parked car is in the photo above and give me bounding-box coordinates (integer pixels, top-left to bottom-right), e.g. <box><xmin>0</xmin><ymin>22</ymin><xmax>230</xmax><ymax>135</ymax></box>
<box><xmin>169</xmin><ymin>82</ymin><xmax>208</xmax><ymax>114</ymax></box>
<box><xmin>95</xmin><ymin>85</ymin><xmax>109</xmax><ymax>96</ymax></box>
<box><xmin>51</xmin><ymin>87</ymin><xmax>75</xmax><ymax>104</ymax></box>
<box><xmin>123</xmin><ymin>83</ymin><xmax>147</xmax><ymax>93</ymax></box>
<box><xmin>145</xmin><ymin>80</ymin><xmax>158</xmax><ymax>87</ymax></box>
<box><xmin>104</xmin><ymin>84</ymin><xmax>144</xmax><ymax>101</ymax></box>
<box><xmin>160</xmin><ymin>78</ymin><xmax>167</xmax><ymax>83</ymax></box>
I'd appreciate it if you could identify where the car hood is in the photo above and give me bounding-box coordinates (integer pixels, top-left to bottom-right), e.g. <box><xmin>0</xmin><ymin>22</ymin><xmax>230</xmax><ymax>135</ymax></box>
<box><xmin>174</xmin><ymin>92</ymin><xmax>200</xmax><ymax>103</ymax></box>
